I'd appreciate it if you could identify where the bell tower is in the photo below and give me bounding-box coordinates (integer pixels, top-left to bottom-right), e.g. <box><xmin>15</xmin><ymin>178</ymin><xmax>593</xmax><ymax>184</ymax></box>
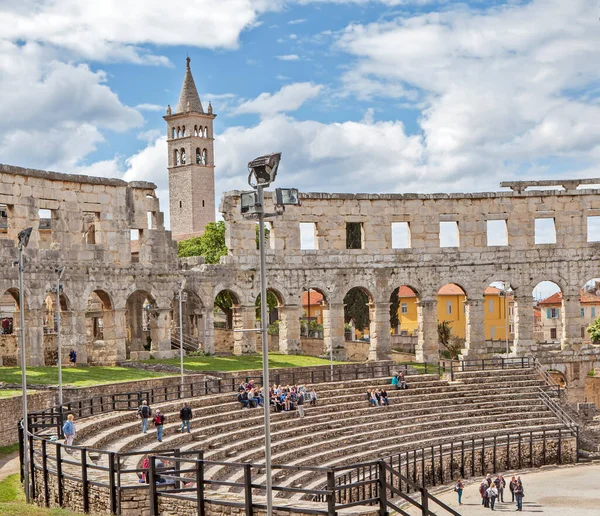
<box><xmin>164</xmin><ymin>57</ymin><xmax>216</xmax><ymax>240</ymax></box>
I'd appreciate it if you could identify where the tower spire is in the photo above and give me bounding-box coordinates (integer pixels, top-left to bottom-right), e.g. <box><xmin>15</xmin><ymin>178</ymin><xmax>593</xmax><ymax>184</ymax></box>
<box><xmin>175</xmin><ymin>57</ymin><xmax>203</xmax><ymax>114</ymax></box>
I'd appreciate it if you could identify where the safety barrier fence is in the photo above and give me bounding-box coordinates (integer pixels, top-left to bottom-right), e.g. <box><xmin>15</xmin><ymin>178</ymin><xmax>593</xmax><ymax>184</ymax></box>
<box><xmin>445</xmin><ymin>356</ymin><xmax>532</xmax><ymax>381</ymax></box>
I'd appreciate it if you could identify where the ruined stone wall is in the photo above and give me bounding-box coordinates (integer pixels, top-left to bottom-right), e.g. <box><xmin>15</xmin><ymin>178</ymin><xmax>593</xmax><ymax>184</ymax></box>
<box><xmin>0</xmin><ymin>391</ymin><xmax>55</xmax><ymax>446</ymax></box>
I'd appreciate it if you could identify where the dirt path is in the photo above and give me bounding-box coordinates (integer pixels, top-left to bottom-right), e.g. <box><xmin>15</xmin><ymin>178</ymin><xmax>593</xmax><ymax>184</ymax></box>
<box><xmin>0</xmin><ymin>452</ymin><xmax>20</xmax><ymax>482</ymax></box>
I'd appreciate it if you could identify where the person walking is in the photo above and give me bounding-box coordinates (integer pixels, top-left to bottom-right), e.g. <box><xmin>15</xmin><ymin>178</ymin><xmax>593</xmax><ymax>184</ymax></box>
<box><xmin>455</xmin><ymin>479</ymin><xmax>464</xmax><ymax>505</ymax></box>
<box><xmin>480</xmin><ymin>479</ymin><xmax>489</xmax><ymax>507</ymax></box>
<box><xmin>154</xmin><ymin>410</ymin><xmax>165</xmax><ymax>442</ymax></box>
<box><xmin>509</xmin><ymin>476</ymin><xmax>517</xmax><ymax>502</ymax></box>
<box><xmin>514</xmin><ymin>479</ymin><xmax>524</xmax><ymax>511</ymax></box>
<box><xmin>62</xmin><ymin>414</ymin><xmax>76</xmax><ymax>448</ymax></box>
<box><xmin>138</xmin><ymin>400</ymin><xmax>152</xmax><ymax>434</ymax></box>
<box><xmin>309</xmin><ymin>388</ymin><xmax>317</xmax><ymax>406</ymax></box>
<box><xmin>297</xmin><ymin>391</ymin><xmax>305</xmax><ymax>418</ymax></box>
<box><xmin>486</xmin><ymin>482</ymin><xmax>498</xmax><ymax>510</ymax></box>
<box><xmin>179</xmin><ymin>403</ymin><xmax>192</xmax><ymax>433</ymax></box>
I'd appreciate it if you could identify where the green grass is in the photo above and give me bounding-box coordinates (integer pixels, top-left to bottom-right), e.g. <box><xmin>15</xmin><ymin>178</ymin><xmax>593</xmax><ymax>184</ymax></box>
<box><xmin>0</xmin><ymin>366</ymin><xmax>168</xmax><ymax>387</ymax></box>
<box><xmin>0</xmin><ymin>443</ymin><xmax>19</xmax><ymax>459</ymax></box>
<box><xmin>0</xmin><ymin>390</ymin><xmax>28</xmax><ymax>398</ymax></box>
<box><xmin>0</xmin><ymin>474</ymin><xmax>82</xmax><ymax>515</ymax></box>
<box><xmin>148</xmin><ymin>352</ymin><xmax>349</xmax><ymax>372</ymax></box>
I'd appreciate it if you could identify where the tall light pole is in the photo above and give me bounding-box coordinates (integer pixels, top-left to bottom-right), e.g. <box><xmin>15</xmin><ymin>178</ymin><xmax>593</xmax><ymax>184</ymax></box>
<box><xmin>55</xmin><ymin>267</ymin><xmax>65</xmax><ymax>407</ymax></box>
<box><xmin>178</xmin><ymin>280</ymin><xmax>186</xmax><ymax>398</ymax></box>
<box><xmin>500</xmin><ymin>283</ymin><xmax>512</xmax><ymax>356</ymax></box>
<box><xmin>242</xmin><ymin>153</ymin><xmax>299</xmax><ymax>516</ymax></box>
<box><xmin>18</xmin><ymin>227</ymin><xmax>32</xmax><ymax>503</ymax></box>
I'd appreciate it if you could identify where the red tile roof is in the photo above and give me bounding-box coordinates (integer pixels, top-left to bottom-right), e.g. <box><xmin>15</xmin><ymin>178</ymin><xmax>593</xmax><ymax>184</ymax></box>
<box><xmin>302</xmin><ymin>290</ymin><xmax>324</xmax><ymax>306</ymax></box>
<box><xmin>397</xmin><ymin>285</ymin><xmax>508</xmax><ymax>298</ymax></box>
<box><xmin>539</xmin><ymin>289</ymin><xmax>600</xmax><ymax>306</ymax></box>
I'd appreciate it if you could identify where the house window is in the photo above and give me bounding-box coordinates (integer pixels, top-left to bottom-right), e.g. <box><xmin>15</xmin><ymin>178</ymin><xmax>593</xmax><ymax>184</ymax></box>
<box><xmin>581</xmin><ymin>308</ymin><xmax>585</xmax><ymax>318</ymax></box>
<box><xmin>509</xmin><ymin>324</ymin><xmax>514</xmax><ymax>334</ymax></box>
<box><xmin>446</xmin><ymin>301</ymin><xmax>452</xmax><ymax>315</ymax></box>
<box><xmin>550</xmin><ymin>328</ymin><xmax>557</xmax><ymax>339</ymax></box>
<box><xmin>582</xmin><ymin>326</ymin><xmax>586</xmax><ymax>339</ymax></box>
<box><xmin>509</xmin><ymin>306</ymin><xmax>514</xmax><ymax>316</ymax></box>
<box><xmin>547</xmin><ymin>308</ymin><xmax>559</xmax><ymax>319</ymax></box>
<box><xmin>488</xmin><ymin>299</ymin><xmax>494</xmax><ymax>313</ymax></box>
<box><xmin>401</xmin><ymin>303</ymin><xmax>408</xmax><ymax>314</ymax></box>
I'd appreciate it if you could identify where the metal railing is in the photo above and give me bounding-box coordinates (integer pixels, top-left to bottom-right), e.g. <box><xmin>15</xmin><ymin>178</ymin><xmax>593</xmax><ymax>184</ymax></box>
<box><xmin>447</xmin><ymin>356</ymin><xmax>531</xmax><ymax>380</ymax></box>
<box><xmin>532</xmin><ymin>357</ymin><xmax>564</xmax><ymax>397</ymax></box>
<box><xmin>170</xmin><ymin>329</ymin><xmax>201</xmax><ymax>352</ymax></box>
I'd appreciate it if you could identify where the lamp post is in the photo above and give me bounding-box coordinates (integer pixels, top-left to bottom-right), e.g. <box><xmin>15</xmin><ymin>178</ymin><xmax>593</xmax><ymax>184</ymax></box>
<box><xmin>241</xmin><ymin>153</ymin><xmax>299</xmax><ymax>516</ymax></box>
<box><xmin>55</xmin><ymin>267</ymin><xmax>65</xmax><ymax>407</ymax></box>
<box><xmin>499</xmin><ymin>283</ymin><xmax>512</xmax><ymax>357</ymax></box>
<box><xmin>178</xmin><ymin>280</ymin><xmax>186</xmax><ymax>398</ymax></box>
<box><xmin>18</xmin><ymin>227</ymin><xmax>32</xmax><ymax>503</ymax></box>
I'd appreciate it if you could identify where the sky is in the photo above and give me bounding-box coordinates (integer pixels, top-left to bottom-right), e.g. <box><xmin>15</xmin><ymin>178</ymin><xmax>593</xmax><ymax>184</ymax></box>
<box><xmin>1</xmin><ymin>0</ymin><xmax>600</xmax><ymax>299</ymax></box>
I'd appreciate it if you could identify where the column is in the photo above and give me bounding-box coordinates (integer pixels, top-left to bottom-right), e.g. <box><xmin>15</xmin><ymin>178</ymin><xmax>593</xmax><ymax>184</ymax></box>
<box><xmin>202</xmin><ymin>306</ymin><xmax>215</xmax><ymax>355</ymax></box>
<box><xmin>149</xmin><ymin>308</ymin><xmax>176</xmax><ymax>359</ymax></box>
<box><xmin>63</xmin><ymin>311</ymin><xmax>88</xmax><ymax>365</ymax></box>
<box><xmin>513</xmin><ymin>294</ymin><xmax>534</xmax><ymax>355</ymax></box>
<box><xmin>233</xmin><ymin>305</ymin><xmax>256</xmax><ymax>355</ymax></box>
<box><xmin>278</xmin><ymin>305</ymin><xmax>301</xmax><ymax>354</ymax></box>
<box><xmin>416</xmin><ymin>299</ymin><xmax>438</xmax><ymax>364</ymax></box>
<box><xmin>463</xmin><ymin>296</ymin><xmax>485</xmax><ymax>357</ymax></box>
<box><xmin>18</xmin><ymin>309</ymin><xmax>44</xmax><ymax>367</ymax></box>
<box><xmin>323</xmin><ymin>302</ymin><xmax>346</xmax><ymax>361</ymax></box>
<box><xmin>368</xmin><ymin>302</ymin><xmax>391</xmax><ymax>361</ymax></box>
<box><xmin>561</xmin><ymin>295</ymin><xmax>583</xmax><ymax>349</ymax></box>
<box><xmin>103</xmin><ymin>308</ymin><xmax>127</xmax><ymax>363</ymax></box>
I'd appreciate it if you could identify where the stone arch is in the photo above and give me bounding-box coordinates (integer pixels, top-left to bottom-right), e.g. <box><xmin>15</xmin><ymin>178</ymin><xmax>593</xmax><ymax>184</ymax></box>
<box><xmin>482</xmin><ymin>281</ymin><xmax>513</xmax><ymax>348</ymax></box>
<box><xmin>343</xmin><ymin>286</ymin><xmax>373</xmax><ymax>342</ymax></box>
<box><xmin>171</xmin><ymin>289</ymin><xmax>205</xmax><ymax>351</ymax></box>
<box><xmin>196</xmin><ymin>147</ymin><xmax>201</xmax><ymax>164</ymax></box>
<box><xmin>182</xmin><ymin>125</ymin><xmax>186</xmax><ymax>137</ymax></box>
<box><xmin>204</xmin><ymin>126</ymin><xmax>208</xmax><ymax>138</ymax></box>
<box><xmin>125</xmin><ymin>289</ymin><xmax>156</xmax><ymax>359</ymax></box>
<box><xmin>172</xmin><ymin>127</ymin><xmax>176</xmax><ymax>139</ymax></box>
<box><xmin>201</xmin><ymin>148</ymin><xmax>207</xmax><ymax>165</ymax></box>
<box><xmin>533</xmin><ymin>280</ymin><xmax>563</xmax><ymax>345</ymax></box>
<box><xmin>180</xmin><ymin>148</ymin><xmax>186</xmax><ymax>165</ymax></box>
<box><xmin>194</xmin><ymin>125</ymin><xmax>198</xmax><ymax>137</ymax></box>
<box><xmin>177</xmin><ymin>126</ymin><xmax>181</xmax><ymax>138</ymax></box>
<box><xmin>391</xmin><ymin>285</ymin><xmax>420</xmax><ymax>340</ymax></box>
<box><xmin>579</xmin><ymin>277</ymin><xmax>600</xmax><ymax>344</ymax></box>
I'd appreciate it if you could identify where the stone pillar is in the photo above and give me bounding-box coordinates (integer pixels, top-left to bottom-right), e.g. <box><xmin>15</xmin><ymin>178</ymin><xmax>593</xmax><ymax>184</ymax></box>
<box><xmin>64</xmin><ymin>311</ymin><xmax>88</xmax><ymax>365</ymax></box>
<box><xmin>463</xmin><ymin>296</ymin><xmax>485</xmax><ymax>357</ymax></box>
<box><xmin>416</xmin><ymin>299</ymin><xmax>438</xmax><ymax>363</ymax></box>
<box><xmin>102</xmin><ymin>308</ymin><xmax>127</xmax><ymax>363</ymax></box>
<box><xmin>233</xmin><ymin>305</ymin><xmax>256</xmax><ymax>355</ymax></box>
<box><xmin>323</xmin><ymin>302</ymin><xmax>346</xmax><ymax>361</ymax></box>
<box><xmin>149</xmin><ymin>308</ymin><xmax>176</xmax><ymax>359</ymax></box>
<box><xmin>278</xmin><ymin>305</ymin><xmax>301</xmax><ymax>354</ymax></box>
<box><xmin>368</xmin><ymin>302</ymin><xmax>391</xmax><ymax>361</ymax></box>
<box><xmin>18</xmin><ymin>308</ymin><xmax>44</xmax><ymax>366</ymax></box>
<box><xmin>202</xmin><ymin>306</ymin><xmax>215</xmax><ymax>355</ymax></box>
<box><xmin>561</xmin><ymin>295</ymin><xmax>583</xmax><ymax>350</ymax></box>
<box><xmin>513</xmin><ymin>294</ymin><xmax>534</xmax><ymax>355</ymax></box>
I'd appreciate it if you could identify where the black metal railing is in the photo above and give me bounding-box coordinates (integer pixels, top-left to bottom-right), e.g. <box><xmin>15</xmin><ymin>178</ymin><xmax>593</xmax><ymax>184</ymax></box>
<box><xmin>447</xmin><ymin>356</ymin><xmax>531</xmax><ymax>380</ymax></box>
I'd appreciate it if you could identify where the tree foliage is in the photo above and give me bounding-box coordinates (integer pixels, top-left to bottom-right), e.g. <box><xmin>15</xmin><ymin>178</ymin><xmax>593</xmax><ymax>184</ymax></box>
<box><xmin>177</xmin><ymin>221</ymin><xmax>227</xmax><ymax>264</ymax></box>
<box><xmin>255</xmin><ymin>291</ymin><xmax>280</xmax><ymax>320</ymax></box>
<box><xmin>389</xmin><ymin>288</ymin><xmax>400</xmax><ymax>330</ymax></box>
<box><xmin>437</xmin><ymin>321</ymin><xmax>462</xmax><ymax>359</ymax></box>
<box><xmin>587</xmin><ymin>317</ymin><xmax>600</xmax><ymax>343</ymax></box>
<box><xmin>344</xmin><ymin>287</ymin><xmax>370</xmax><ymax>332</ymax></box>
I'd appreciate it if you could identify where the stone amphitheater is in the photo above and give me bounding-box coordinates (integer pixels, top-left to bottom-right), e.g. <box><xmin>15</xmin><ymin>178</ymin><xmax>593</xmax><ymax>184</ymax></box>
<box><xmin>25</xmin><ymin>359</ymin><xmax>579</xmax><ymax>515</ymax></box>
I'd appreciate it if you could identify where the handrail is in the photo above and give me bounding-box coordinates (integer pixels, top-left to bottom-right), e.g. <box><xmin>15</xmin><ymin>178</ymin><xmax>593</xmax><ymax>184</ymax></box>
<box><xmin>532</xmin><ymin>357</ymin><xmax>564</xmax><ymax>397</ymax></box>
<box><xmin>537</xmin><ymin>387</ymin><xmax>578</xmax><ymax>434</ymax></box>
<box><xmin>447</xmin><ymin>356</ymin><xmax>531</xmax><ymax>380</ymax></box>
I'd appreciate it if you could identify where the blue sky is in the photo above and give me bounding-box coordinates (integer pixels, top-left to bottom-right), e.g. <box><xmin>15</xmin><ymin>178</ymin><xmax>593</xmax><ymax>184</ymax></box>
<box><xmin>1</xmin><ymin>0</ymin><xmax>600</xmax><ymax>259</ymax></box>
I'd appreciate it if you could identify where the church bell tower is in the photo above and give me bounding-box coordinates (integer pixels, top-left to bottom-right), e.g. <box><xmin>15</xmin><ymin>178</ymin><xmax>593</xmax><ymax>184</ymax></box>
<box><xmin>164</xmin><ymin>57</ymin><xmax>216</xmax><ymax>240</ymax></box>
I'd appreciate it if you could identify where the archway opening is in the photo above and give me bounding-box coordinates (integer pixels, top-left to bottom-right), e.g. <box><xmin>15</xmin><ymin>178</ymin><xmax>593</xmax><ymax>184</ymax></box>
<box><xmin>171</xmin><ymin>289</ymin><xmax>204</xmax><ymax>351</ymax></box>
<box><xmin>343</xmin><ymin>287</ymin><xmax>372</xmax><ymax>342</ymax></box>
<box><xmin>126</xmin><ymin>290</ymin><xmax>156</xmax><ymax>358</ymax></box>
<box><xmin>484</xmin><ymin>281</ymin><xmax>513</xmax><ymax>353</ymax></box>
<box><xmin>391</xmin><ymin>285</ymin><xmax>419</xmax><ymax>354</ymax></box>
<box><xmin>0</xmin><ymin>288</ymin><xmax>23</xmax><ymax>366</ymax></box>
<box><xmin>301</xmin><ymin>288</ymin><xmax>326</xmax><ymax>339</ymax></box>
<box><xmin>42</xmin><ymin>289</ymin><xmax>70</xmax><ymax>365</ymax></box>
<box><xmin>437</xmin><ymin>283</ymin><xmax>466</xmax><ymax>357</ymax></box>
<box><xmin>581</xmin><ymin>278</ymin><xmax>600</xmax><ymax>343</ymax></box>
<box><xmin>533</xmin><ymin>281</ymin><xmax>562</xmax><ymax>344</ymax></box>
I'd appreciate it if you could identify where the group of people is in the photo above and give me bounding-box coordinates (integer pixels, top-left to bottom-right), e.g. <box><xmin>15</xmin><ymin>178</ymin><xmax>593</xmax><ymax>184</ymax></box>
<box><xmin>236</xmin><ymin>381</ymin><xmax>318</xmax><ymax>418</ymax></box>
<box><xmin>137</xmin><ymin>400</ymin><xmax>193</xmax><ymax>442</ymax></box>
<box><xmin>366</xmin><ymin>389</ymin><xmax>389</xmax><ymax>406</ymax></box>
<box><xmin>454</xmin><ymin>474</ymin><xmax>525</xmax><ymax>511</ymax></box>
<box><xmin>391</xmin><ymin>371</ymin><xmax>408</xmax><ymax>389</ymax></box>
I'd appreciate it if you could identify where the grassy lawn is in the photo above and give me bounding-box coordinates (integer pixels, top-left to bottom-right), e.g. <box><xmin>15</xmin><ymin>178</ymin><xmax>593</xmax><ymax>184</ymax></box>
<box><xmin>0</xmin><ymin>390</ymin><xmax>28</xmax><ymax>398</ymax></box>
<box><xmin>148</xmin><ymin>353</ymin><xmax>349</xmax><ymax>372</ymax></box>
<box><xmin>0</xmin><ymin>366</ymin><xmax>168</xmax><ymax>387</ymax></box>
<box><xmin>0</xmin><ymin>474</ymin><xmax>82</xmax><ymax>515</ymax></box>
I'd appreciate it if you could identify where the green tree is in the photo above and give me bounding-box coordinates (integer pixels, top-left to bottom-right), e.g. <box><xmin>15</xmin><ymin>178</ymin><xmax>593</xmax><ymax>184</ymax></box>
<box><xmin>587</xmin><ymin>317</ymin><xmax>600</xmax><ymax>343</ymax></box>
<box><xmin>178</xmin><ymin>221</ymin><xmax>227</xmax><ymax>264</ymax></box>
<box><xmin>437</xmin><ymin>321</ymin><xmax>462</xmax><ymax>359</ymax></box>
<box><xmin>255</xmin><ymin>291</ymin><xmax>279</xmax><ymax>321</ymax></box>
<box><xmin>344</xmin><ymin>287</ymin><xmax>370</xmax><ymax>332</ymax></box>
<box><xmin>389</xmin><ymin>288</ymin><xmax>400</xmax><ymax>330</ymax></box>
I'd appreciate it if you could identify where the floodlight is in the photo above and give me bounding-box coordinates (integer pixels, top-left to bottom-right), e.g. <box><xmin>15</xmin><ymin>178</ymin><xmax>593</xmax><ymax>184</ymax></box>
<box><xmin>275</xmin><ymin>188</ymin><xmax>300</xmax><ymax>206</ymax></box>
<box><xmin>247</xmin><ymin>153</ymin><xmax>282</xmax><ymax>187</ymax></box>
<box><xmin>18</xmin><ymin>227</ymin><xmax>33</xmax><ymax>249</ymax></box>
<box><xmin>241</xmin><ymin>191</ymin><xmax>259</xmax><ymax>214</ymax></box>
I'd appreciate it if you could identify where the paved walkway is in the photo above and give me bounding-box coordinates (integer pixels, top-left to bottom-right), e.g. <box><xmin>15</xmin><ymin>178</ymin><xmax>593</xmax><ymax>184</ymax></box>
<box><xmin>421</xmin><ymin>464</ymin><xmax>600</xmax><ymax>515</ymax></box>
<box><xmin>0</xmin><ymin>452</ymin><xmax>19</xmax><ymax>482</ymax></box>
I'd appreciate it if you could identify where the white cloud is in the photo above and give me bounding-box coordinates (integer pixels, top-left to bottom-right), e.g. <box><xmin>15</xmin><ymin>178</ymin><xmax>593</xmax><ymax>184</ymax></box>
<box><xmin>0</xmin><ymin>0</ymin><xmax>275</xmax><ymax>63</ymax></box>
<box><xmin>135</xmin><ymin>103</ymin><xmax>164</xmax><ymax>112</ymax></box>
<box><xmin>288</xmin><ymin>18</ymin><xmax>307</xmax><ymax>24</ymax></box>
<box><xmin>232</xmin><ymin>83</ymin><xmax>323</xmax><ymax>116</ymax></box>
<box><xmin>276</xmin><ymin>54</ymin><xmax>300</xmax><ymax>61</ymax></box>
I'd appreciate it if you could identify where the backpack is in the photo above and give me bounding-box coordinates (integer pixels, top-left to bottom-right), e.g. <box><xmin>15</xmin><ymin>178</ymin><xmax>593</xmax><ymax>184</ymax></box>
<box><xmin>154</xmin><ymin>414</ymin><xmax>164</xmax><ymax>426</ymax></box>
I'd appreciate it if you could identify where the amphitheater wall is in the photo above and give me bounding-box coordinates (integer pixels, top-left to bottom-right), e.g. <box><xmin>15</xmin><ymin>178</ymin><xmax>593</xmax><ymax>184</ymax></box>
<box><xmin>0</xmin><ymin>391</ymin><xmax>54</xmax><ymax>446</ymax></box>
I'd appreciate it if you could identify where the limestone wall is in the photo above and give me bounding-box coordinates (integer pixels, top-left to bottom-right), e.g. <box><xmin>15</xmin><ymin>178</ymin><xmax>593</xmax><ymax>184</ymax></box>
<box><xmin>0</xmin><ymin>391</ymin><xmax>55</xmax><ymax>446</ymax></box>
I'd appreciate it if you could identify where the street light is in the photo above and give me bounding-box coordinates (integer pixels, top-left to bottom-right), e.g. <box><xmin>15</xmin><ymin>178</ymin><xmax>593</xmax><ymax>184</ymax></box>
<box><xmin>17</xmin><ymin>227</ymin><xmax>32</xmax><ymax>503</ymax></box>
<box><xmin>178</xmin><ymin>280</ymin><xmax>187</xmax><ymax>398</ymax></box>
<box><xmin>242</xmin><ymin>153</ymin><xmax>299</xmax><ymax>516</ymax></box>
<box><xmin>499</xmin><ymin>283</ymin><xmax>513</xmax><ymax>356</ymax></box>
<box><xmin>55</xmin><ymin>267</ymin><xmax>65</xmax><ymax>408</ymax></box>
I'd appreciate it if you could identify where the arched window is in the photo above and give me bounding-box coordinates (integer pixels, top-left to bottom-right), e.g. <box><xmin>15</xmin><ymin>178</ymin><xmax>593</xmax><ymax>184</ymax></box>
<box><xmin>194</xmin><ymin>125</ymin><xmax>198</xmax><ymax>137</ymax></box>
<box><xmin>204</xmin><ymin>126</ymin><xmax>209</xmax><ymax>138</ymax></box>
<box><xmin>175</xmin><ymin>150</ymin><xmax>180</xmax><ymax>165</ymax></box>
<box><xmin>196</xmin><ymin>147</ymin><xmax>201</xmax><ymax>164</ymax></box>
<box><xmin>177</xmin><ymin>127</ymin><xmax>181</xmax><ymax>138</ymax></box>
<box><xmin>202</xmin><ymin>200</ymin><xmax>205</xmax><ymax>207</ymax></box>
<box><xmin>180</xmin><ymin>148</ymin><xmax>186</xmax><ymax>165</ymax></box>
<box><xmin>182</xmin><ymin>125</ymin><xmax>186</xmax><ymax>136</ymax></box>
<box><xmin>201</xmin><ymin>149</ymin><xmax>207</xmax><ymax>165</ymax></box>
<box><xmin>172</xmin><ymin>127</ymin><xmax>176</xmax><ymax>139</ymax></box>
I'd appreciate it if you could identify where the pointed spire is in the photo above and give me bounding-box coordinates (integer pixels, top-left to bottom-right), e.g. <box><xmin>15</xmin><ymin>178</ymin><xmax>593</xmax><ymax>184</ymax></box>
<box><xmin>175</xmin><ymin>57</ymin><xmax>203</xmax><ymax>114</ymax></box>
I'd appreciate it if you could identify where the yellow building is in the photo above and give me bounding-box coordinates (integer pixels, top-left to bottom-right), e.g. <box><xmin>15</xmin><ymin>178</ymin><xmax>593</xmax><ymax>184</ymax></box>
<box><xmin>397</xmin><ymin>285</ymin><xmax>513</xmax><ymax>340</ymax></box>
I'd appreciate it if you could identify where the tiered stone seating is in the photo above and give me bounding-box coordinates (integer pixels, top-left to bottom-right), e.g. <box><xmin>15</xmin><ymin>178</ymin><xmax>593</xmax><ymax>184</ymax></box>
<box><xmin>54</xmin><ymin>366</ymin><xmax>570</xmax><ymax>496</ymax></box>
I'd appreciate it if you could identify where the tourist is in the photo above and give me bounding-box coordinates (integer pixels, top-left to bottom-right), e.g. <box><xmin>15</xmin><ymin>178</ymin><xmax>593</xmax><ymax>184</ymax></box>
<box><xmin>179</xmin><ymin>402</ymin><xmax>192</xmax><ymax>433</ymax></box>
<box><xmin>397</xmin><ymin>371</ymin><xmax>407</xmax><ymax>389</ymax></box>
<box><xmin>455</xmin><ymin>479</ymin><xmax>464</xmax><ymax>505</ymax></box>
<box><xmin>494</xmin><ymin>475</ymin><xmax>505</xmax><ymax>502</ymax></box>
<box><xmin>238</xmin><ymin>390</ymin><xmax>249</xmax><ymax>408</ymax></box>
<box><xmin>154</xmin><ymin>410</ymin><xmax>165</xmax><ymax>442</ymax></box>
<box><xmin>138</xmin><ymin>400</ymin><xmax>152</xmax><ymax>434</ymax></box>
<box><xmin>379</xmin><ymin>389</ymin><xmax>389</xmax><ymax>406</ymax></box>
<box><xmin>368</xmin><ymin>390</ymin><xmax>379</xmax><ymax>407</ymax></box>
<box><xmin>62</xmin><ymin>414</ymin><xmax>76</xmax><ymax>448</ymax></box>
<box><xmin>297</xmin><ymin>390</ymin><xmax>305</xmax><ymax>418</ymax></box>
<box><xmin>69</xmin><ymin>349</ymin><xmax>77</xmax><ymax>366</ymax></box>
<box><xmin>140</xmin><ymin>455</ymin><xmax>150</xmax><ymax>483</ymax></box>
<box><xmin>479</xmin><ymin>479</ymin><xmax>489</xmax><ymax>507</ymax></box>
<box><xmin>248</xmin><ymin>388</ymin><xmax>257</xmax><ymax>408</ymax></box>
<box><xmin>509</xmin><ymin>476</ymin><xmax>517</xmax><ymax>502</ymax></box>
<box><xmin>486</xmin><ymin>482</ymin><xmax>498</xmax><ymax>510</ymax></box>
<box><xmin>391</xmin><ymin>374</ymin><xmax>399</xmax><ymax>389</ymax></box>
<box><xmin>309</xmin><ymin>388</ymin><xmax>317</xmax><ymax>406</ymax></box>
<box><xmin>514</xmin><ymin>479</ymin><xmax>524</xmax><ymax>511</ymax></box>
